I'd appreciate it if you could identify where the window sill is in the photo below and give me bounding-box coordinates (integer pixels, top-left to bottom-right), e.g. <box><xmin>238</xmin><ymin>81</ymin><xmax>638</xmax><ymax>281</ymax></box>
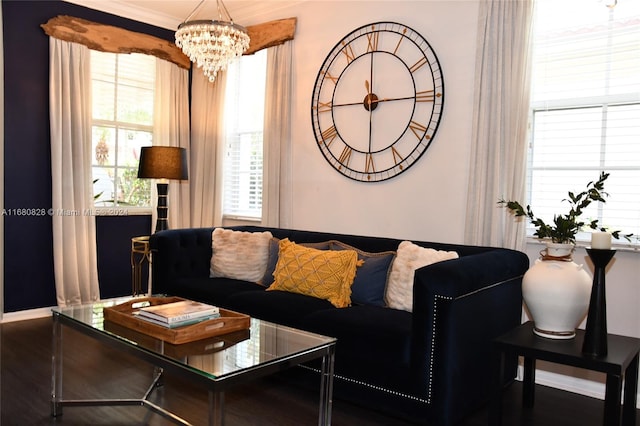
<box><xmin>222</xmin><ymin>215</ymin><xmax>262</xmax><ymax>222</ymax></box>
<box><xmin>526</xmin><ymin>237</ymin><xmax>640</xmax><ymax>253</ymax></box>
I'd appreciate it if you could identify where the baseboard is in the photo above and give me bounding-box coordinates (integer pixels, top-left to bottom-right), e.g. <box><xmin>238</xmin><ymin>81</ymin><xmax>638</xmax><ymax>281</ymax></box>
<box><xmin>518</xmin><ymin>362</ymin><xmax>640</xmax><ymax>409</ymax></box>
<box><xmin>1</xmin><ymin>306</ymin><xmax>52</xmax><ymax>323</ymax></box>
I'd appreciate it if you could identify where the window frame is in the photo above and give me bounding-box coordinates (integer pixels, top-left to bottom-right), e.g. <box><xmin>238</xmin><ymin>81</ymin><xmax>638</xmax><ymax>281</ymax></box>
<box><xmin>221</xmin><ymin>49</ymin><xmax>268</xmax><ymax>221</ymax></box>
<box><xmin>525</xmin><ymin>1</ymin><xmax>640</xmax><ymax>248</ymax></box>
<box><xmin>90</xmin><ymin>50</ymin><xmax>155</xmax><ymax>214</ymax></box>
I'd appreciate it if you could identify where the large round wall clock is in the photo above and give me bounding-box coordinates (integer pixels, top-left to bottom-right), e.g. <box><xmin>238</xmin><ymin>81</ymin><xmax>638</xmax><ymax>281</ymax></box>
<box><xmin>311</xmin><ymin>22</ymin><xmax>444</xmax><ymax>182</ymax></box>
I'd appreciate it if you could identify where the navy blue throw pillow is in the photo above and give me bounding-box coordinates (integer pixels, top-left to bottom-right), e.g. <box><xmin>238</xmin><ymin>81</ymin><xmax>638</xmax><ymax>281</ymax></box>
<box><xmin>330</xmin><ymin>241</ymin><xmax>396</xmax><ymax>307</ymax></box>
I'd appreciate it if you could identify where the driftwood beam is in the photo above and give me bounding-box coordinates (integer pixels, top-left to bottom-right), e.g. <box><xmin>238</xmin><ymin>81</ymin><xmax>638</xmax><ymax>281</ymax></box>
<box><xmin>245</xmin><ymin>17</ymin><xmax>297</xmax><ymax>55</ymax></box>
<box><xmin>41</xmin><ymin>15</ymin><xmax>191</xmax><ymax>69</ymax></box>
<box><xmin>41</xmin><ymin>15</ymin><xmax>298</xmax><ymax>69</ymax></box>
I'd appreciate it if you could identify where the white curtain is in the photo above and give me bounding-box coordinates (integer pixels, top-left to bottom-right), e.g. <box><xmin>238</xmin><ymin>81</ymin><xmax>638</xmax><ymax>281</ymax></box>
<box><xmin>153</xmin><ymin>59</ymin><xmax>191</xmax><ymax>230</ymax></box>
<box><xmin>49</xmin><ymin>38</ymin><xmax>99</xmax><ymax>307</ymax></box>
<box><xmin>189</xmin><ymin>69</ymin><xmax>227</xmax><ymax>227</ymax></box>
<box><xmin>262</xmin><ymin>41</ymin><xmax>293</xmax><ymax>227</ymax></box>
<box><xmin>189</xmin><ymin>42</ymin><xmax>293</xmax><ymax>228</ymax></box>
<box><xmin>464</xmin><ymin>0</ymin><xmax>534</xmax><ymax>250</ymax></box>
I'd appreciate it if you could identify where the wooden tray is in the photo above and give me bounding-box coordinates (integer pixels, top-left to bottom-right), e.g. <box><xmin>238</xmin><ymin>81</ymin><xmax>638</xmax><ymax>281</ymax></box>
<box><xmin>104</xmin><ymin>321</ymin><xmax>251</xmax><ymax>358</ymax></box>
<box><xmin>103</xmin><ymin>296</ymin><xmax>251</xmax><ymax>345</ymax></box>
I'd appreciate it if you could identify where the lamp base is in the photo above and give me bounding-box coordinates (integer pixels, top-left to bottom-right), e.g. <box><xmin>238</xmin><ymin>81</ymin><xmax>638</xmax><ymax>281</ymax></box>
<box><xmin>155</xmin><ymin>182</ymin><xmax>169</xmax><ymax>233</ymax></box>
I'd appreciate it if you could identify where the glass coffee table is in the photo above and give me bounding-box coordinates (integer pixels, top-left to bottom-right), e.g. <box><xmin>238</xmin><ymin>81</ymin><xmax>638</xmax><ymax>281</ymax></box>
<box><xmin>51</xmin><ymin>297</ymin><xmax>336</xmax><ymax>426</ymax></box>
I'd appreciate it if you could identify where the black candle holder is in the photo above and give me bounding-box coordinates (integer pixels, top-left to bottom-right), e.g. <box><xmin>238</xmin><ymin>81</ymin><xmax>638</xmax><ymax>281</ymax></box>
<box><xmin>582</xmin><ymin>248</ymin><xmax>616</xmax><ymax>357</ymax></box>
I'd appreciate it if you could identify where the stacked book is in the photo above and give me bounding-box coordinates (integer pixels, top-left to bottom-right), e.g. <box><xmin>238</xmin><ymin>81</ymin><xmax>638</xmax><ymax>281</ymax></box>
<box><xmin>136</xmin><ymin>300</ymin><xmax>220</xmax><ymax>328</ymax></box>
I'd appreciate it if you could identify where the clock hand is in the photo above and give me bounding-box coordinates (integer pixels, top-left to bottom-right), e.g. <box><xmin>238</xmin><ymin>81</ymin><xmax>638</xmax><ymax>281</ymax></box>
<box><xmin>369</xmin><ymin>51</ymin><xmax>375</xmax><ymax>97</ymax></box>
<box><xmin>377</xmin><ymin>95</ymin><xmax>417</xmax><ymax>103</ymax></box>
<box><xmin>364</xmin><ymin>75</ymin><xmax>379</xmax><ymax>112</ymax></box>
<box><xmin>332</xmin><ymin>100</ymin><xmax>368</xmax><ymax>108</ymax></box>
<box><xmin>332</xmin><ymin>78</ymin><xmax>382</xmax><ymax>109</ymax></box>
<box><xmin>378</xmin><ymin>91</ymin><xmax>438</xmax><ymax>103</ymax></box>
<box><xmin>332</xmin><ymin>94</ymin><xmax>417</xmax><ymax>108</ymax></box>
<box><xmin>364</xmin><ymin>80</ymin><xmax>372</xmax><ymax>110</ymax></box>
<box><xmin>332</xmin><ymin>94</ymin><xmax>379</xmax><ymax>109</ymax></box>
<box><xmin>364</xmin><ymin>54</ymin><xmax>378</xmax><ymax>152</ymax></box>
<box><xmin>367</xmin><ymin>82</ymin><xmax>373</xmax><ymax>152</ymax></box>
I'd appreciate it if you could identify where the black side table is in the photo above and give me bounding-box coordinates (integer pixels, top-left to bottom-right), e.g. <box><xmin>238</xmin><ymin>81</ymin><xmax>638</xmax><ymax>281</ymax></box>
<box><xmin>490</xmin><ymin>321</ymin><xmax>640</xmax><ymax>426</ymax></box>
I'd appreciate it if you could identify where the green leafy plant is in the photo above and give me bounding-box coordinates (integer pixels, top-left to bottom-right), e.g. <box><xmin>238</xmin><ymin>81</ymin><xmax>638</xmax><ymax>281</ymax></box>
<box><xmin>498</xmin><ymin>172</ymin><xmax>633</xmax><ymax>244</ymax></box>
<box><xmin>119</xmin><ymin>167</ymin><xmax>151</xmax><ymax>207</ymax></box>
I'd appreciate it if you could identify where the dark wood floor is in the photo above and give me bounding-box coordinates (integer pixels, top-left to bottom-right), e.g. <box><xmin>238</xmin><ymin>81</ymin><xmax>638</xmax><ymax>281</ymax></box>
<box><xmin>1</xmin><ymin>317</ymin><xmax>637</xmax><ymax>426</ymax></box>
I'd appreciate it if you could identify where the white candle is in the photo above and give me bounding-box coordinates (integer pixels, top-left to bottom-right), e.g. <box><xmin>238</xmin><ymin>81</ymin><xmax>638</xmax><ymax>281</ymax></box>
<box><xmin>591</xmin><ymin>232</ymin><xmax>612</xmax><ymax>249</ymax></box>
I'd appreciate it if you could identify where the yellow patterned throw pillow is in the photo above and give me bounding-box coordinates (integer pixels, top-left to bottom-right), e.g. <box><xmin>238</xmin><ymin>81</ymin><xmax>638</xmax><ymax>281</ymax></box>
<box><xmin>268</xmin><ymin>239</ymin><xmax>360</xmax><ymax>308</ymax></box>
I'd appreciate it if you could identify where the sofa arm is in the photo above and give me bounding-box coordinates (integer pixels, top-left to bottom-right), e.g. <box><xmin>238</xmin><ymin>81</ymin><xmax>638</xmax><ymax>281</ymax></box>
<box><xmin>149</xmin><ymin>228</ymin><xmax>214</xmax><ymax>294</ymax></box>
<box><xmin>410</xmin><ymin>248</ymin><xmax>529</xmax><ymax>425</ymax></box>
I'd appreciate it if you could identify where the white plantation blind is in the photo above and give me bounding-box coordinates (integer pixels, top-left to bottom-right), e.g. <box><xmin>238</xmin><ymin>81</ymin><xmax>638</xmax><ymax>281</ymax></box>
<box><xmin>528</xmin><ymin>0</ymin><xmax>640</xmax><ymax>244</ymax></box>
<box><xmin>222</xmin><ymin>50</ymin><xmax>267</xmax><ymax>219</ymax></box>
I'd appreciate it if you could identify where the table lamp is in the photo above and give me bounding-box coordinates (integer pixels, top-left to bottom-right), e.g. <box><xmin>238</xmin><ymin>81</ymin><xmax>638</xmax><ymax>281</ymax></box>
<box><xmin>137</xmin><ymin>146</ymin><xmax>188</xmax><ymax>232</ymax></box>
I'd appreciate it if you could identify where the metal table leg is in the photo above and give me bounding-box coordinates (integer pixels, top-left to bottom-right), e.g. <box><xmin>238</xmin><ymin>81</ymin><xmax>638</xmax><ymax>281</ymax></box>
<box><xmin>318</xmin><ymin>345</ymin><xmax>335</xmax><ymax>426</ymax></box>
<box><xmin>51</xmin><ymin>312</ymin><xmax>64</xmax><ymax>417</ymax></box>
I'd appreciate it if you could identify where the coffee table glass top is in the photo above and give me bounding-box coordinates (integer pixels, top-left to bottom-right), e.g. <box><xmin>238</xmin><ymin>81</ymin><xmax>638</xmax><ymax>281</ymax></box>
<box><xmin>52</xmin><ymin>297</ymin><xmax>336</xmax><ymax>381</ymax></box>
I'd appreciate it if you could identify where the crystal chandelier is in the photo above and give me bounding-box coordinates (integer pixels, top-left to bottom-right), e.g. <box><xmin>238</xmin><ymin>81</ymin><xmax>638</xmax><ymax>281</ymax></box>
<box><xmin>175</xmin><ymin>0</ymin><xmax>250</xmax><ymax>83</ymax></box>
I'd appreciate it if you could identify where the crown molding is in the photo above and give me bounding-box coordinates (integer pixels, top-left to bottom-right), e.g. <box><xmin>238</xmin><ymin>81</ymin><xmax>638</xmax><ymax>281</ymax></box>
<box><xmin>62</xmin><ymin>1</ymin><xmax>309</xmax><ymax>31</ymax></box>
<box><xmin>62</xmin><ymin>0</ymin><xmax>181</xmax><ymax>30</ymax></box>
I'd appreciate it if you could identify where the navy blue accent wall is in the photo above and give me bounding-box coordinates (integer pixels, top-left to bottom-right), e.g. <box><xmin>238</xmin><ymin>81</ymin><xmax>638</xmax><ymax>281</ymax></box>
<box><xmin>3</xmin><ymin>1</ymin><xmax>174</xmax><ymax>312</ymax></box>
<box><xmin>96</xmin><ymin>215</ymin><xmax>152</xmax><ymax>298</ymax></box>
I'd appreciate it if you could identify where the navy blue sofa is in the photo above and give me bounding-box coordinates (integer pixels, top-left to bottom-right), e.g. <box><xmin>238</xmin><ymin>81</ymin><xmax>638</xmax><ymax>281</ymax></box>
<box><xmin>150</xmin><ymin>226</ymin><xmax>528</xmax><ymax>425</ymax></box>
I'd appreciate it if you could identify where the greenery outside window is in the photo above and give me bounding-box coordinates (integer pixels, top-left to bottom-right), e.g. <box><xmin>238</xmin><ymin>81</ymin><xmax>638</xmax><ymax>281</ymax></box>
<box><xmin>91</xmin><ymin>51</ymin><xmax>154</xmax><ymax>208</ymax></box>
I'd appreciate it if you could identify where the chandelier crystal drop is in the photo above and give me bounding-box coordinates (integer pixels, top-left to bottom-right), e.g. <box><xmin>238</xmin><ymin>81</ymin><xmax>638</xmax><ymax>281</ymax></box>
<box><xmin>175</xmin><ymin>0</ymin><xmax>250</xmax><ymax>83</ymax></box>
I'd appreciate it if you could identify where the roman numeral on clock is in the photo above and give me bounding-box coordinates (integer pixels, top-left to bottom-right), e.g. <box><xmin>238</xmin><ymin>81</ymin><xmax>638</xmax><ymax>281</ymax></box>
<box><xmin>365</xmin><ymin>153</ymin><xmax>375</xmax><ymax>173</ymax></box>
<box><xmin>393</xmin><ymin>28</ymin><xmax>408</xmax><ymax>55</ymax></box>
<box><xmin>341</xmin><ymin>41</ymin><xmax>356</xmax><ymax>64</ymax></box>
<box><xmin>315</xmin><ymin>101</ymin><xmax>332</xmax><ymax>113</ymax></box>
<box><xmin>416</xmin><ymin>90</ymin><xmax>435</xmax><ymax>102</ymax></box>
<box><xmin>410</xmin><ymin>57</ymin><xmax>427</xmax><ymax>73</ymax></box>
<box><xmin>323</xmin><ymin>71</ymin><xmax>338</xmax><ymax>84</ymax></box>
<box><xmin>338</xmin><ymin>146</ymin><xmax>352</xmax><ymax>168</ymax></box>
<box><xmin>366</xmin><ymin>28</ymin><xmax>379</xmax><ymax>52</ymax></box>
<box><xmin>409</xmin><ymin>121</ymin><xmax>427</xmax><ymax>139</ymax></box>
<box><xmin>321</xmin><ymin>125</ymin><xmax>338</xmax><ymax>146</ymax></box>
<box><xmin>391</xmin><ymin>146</ymin><xmax>405</xmax><ymax>170</ymax></box>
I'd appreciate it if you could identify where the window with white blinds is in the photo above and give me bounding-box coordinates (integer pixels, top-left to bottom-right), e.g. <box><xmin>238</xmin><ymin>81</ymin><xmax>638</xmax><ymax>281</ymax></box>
<box><xmin>91</xmin><ymin>51</ymin><xmax>154</xmax><ymax>208</ymax></box>
<box><xmin>528</xmin><ymin>0</ymin><xmax>640</xmax><ymax>245</ymax></box>
<box><xmin>222</xmin><ymin>50</ymin><xmax>267</xmax><ymax>220</ymax></box>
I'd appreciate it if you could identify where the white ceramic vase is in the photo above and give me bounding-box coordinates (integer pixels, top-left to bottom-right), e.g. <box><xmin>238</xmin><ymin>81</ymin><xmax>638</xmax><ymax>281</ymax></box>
<box><xmin>522</xmin><ymin>243</ymin><xmax>592</xmax><ymax>339</ymax></box>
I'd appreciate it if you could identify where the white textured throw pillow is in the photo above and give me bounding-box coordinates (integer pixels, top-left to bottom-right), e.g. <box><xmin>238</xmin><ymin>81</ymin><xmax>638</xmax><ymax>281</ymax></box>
<box><xmin>210</xmin><ymin>229</ymin><xmax>273</xmax><ymax>282</ymax></box>
<box><xmin>385</xmin><ymin>241</ymin><xmax>459</xmax><ymax>312</ymax></box>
